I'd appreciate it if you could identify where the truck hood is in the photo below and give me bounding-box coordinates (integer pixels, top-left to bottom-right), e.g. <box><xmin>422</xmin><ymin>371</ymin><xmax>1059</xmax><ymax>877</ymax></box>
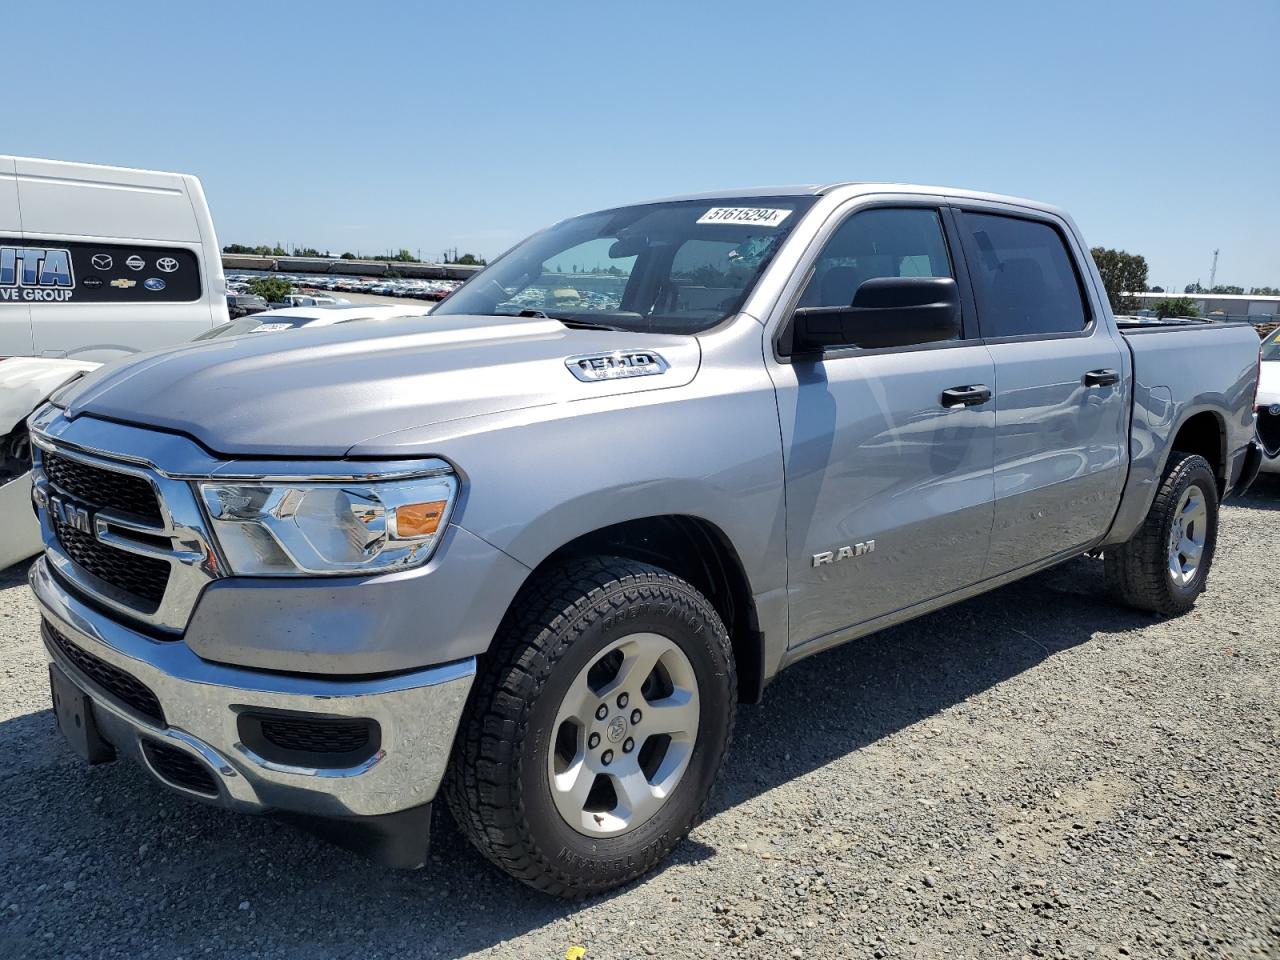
<box><xmin>60</xmin><ymin>314</ymin><xmax>701</xmax><ymax>457</ymax></box>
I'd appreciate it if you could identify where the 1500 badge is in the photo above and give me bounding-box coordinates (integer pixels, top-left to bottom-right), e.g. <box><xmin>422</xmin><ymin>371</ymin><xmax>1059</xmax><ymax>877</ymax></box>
<box><xmin>0</xmin><ymin>245</ymin><xmax>75</xmax><ymax>301</ymax></box>
<box><xmin>566</xmin><ymin>350</ymin><xmax>669</xmax><ymax>382</ymax></box>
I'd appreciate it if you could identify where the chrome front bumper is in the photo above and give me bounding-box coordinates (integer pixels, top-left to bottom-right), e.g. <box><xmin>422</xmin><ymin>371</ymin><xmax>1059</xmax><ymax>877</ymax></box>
<box><xmin>31</xmin><ymin>557</ymin><xmax>475</xmax><ymax>819</ymax></box>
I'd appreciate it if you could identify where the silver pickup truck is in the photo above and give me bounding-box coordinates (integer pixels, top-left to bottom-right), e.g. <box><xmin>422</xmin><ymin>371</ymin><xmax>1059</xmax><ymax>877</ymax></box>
<box><xmin>26</xmin><ymin>184</ymin><xmax>1263</xmax><ymax>897</ymax></box>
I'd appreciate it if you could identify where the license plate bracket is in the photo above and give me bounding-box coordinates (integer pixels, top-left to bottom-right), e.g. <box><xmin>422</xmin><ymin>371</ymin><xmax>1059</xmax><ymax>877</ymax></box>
<box><xmin>49</xmin><ymin>663</ymin><xmax>116</xmax><ymax>765</ymax></box>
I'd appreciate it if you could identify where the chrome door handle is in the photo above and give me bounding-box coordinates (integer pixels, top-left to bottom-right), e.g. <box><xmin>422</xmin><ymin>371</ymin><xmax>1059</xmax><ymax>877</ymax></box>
<box><xmin>1084</xmin><ymin>369</ymin><xmax>1119</xmax><ymax>387</ymax></box>
<box><xmin>941</xmin><ymin>385</ymin><xmax>992</xmax><ymax>408</ymax></box>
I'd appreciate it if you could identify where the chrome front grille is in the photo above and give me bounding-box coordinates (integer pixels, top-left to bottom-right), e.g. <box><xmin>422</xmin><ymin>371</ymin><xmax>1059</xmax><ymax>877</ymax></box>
<box><xmin>31</xmin><ymin>431</ymin><xmax>222</xmax><ymax>634</ymax></box>
<box><xmin>52</xmin><ymin>518</ymin><xmax>170</xmax><ymax>608</ymax></box>
<box><xmin>42</xmin><ymin>451</ymin><xmax>163</xmax><ymax>524</ymax></box>
<box><xmin>1258</xmin><ymin>408</ymin><xmax>1280</xmax><ymax>457</ymax></box>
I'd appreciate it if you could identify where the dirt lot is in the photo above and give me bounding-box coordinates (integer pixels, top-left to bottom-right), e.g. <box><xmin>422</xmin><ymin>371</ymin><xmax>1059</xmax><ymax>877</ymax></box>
<box><xmin>1</xmin><ymin>479</ymin><xmax>1277</xmax><ymax>960</ymax></box>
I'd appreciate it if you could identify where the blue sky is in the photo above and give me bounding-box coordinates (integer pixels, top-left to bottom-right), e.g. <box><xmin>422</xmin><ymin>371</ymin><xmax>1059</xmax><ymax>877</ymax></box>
<box><xmin>11</xmin><ymin>0</ymin><xmax>1278</xmax><ymax>290</ymax></box>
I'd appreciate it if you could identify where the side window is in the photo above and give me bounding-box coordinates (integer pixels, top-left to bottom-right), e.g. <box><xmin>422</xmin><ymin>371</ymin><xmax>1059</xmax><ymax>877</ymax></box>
<box><xmin>959</xmin><ymin>212</ymin><xmax>1089</xmax><ymax>338</ymax></box>
<box><xmin>799</xmin><ymin>208</ymin><xmax>953</xmax><ymax>310</ymax></box>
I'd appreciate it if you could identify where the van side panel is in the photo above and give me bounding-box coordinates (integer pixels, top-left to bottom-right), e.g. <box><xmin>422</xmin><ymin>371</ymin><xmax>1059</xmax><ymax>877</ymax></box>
<box><xmin>0</xmin><ymin>157</ymin><xmax>35</xmax><ymax>355</ymax></box>
<box><xmin>184</xmin><ymin>174</ymin><xmax>229</xmax><ymax>328</ymax></box>
<box><xmin>13</xmin><ymin>157</ymin><xmax>199</xmax><ymax>242</ymax></box>
<box><xmin>11</xmin><ymin>158</ymin><xmax>222</xmax><ymax>360</ymax></box>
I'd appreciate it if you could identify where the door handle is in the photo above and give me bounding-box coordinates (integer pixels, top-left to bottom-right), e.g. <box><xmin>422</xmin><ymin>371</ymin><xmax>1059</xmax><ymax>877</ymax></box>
<box><xmin>1084</xmin><ymin>368</ymin><xmax>1120</xmax><ymax>387</ymax></box>
<box><xmin>940</xmin><ymin>385</ymin><xmax>992</xmax><ymax>408</ymax></box>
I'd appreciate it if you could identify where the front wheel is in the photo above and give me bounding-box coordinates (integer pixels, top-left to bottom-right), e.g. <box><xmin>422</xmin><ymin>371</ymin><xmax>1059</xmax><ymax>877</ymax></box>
<box><xmin>1105</xmin><ymin>452</ymin><xmax>1219</xmax><ymax>616</ymax></box>
<box><xmin>444</xmin><ymin>557</ymin><xmax>736</xmax><ymax>898</ymax></box>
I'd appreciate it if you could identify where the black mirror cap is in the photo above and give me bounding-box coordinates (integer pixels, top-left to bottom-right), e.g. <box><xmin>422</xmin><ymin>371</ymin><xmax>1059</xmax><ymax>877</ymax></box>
<box><xmin>784</xmin><ymin>276</ymin><xmax>961</xmax><ymax>356</ymax></box>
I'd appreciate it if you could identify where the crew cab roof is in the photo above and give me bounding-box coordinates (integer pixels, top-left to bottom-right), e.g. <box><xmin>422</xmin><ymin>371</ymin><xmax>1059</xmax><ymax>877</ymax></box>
<box><xmin>638</xmin><ymin>182</ymin><xmax>1067</xmax><ymax>218</ymax></box>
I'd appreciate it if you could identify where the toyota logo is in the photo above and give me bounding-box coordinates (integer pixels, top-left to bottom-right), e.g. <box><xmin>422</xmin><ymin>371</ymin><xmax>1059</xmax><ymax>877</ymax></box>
<box><xmin>90</xmin><ymin>254</ymin><xmax>113</xmax><ymax>270</ymax></box>
<box><xmin>156</xmin><ymin>257</ymin><xmax>179</xmax><ymax>273</ymax></box>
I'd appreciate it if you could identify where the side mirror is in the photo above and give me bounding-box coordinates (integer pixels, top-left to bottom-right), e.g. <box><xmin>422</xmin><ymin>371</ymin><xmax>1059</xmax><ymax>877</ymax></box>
<box><xmin>783</xmin><ymin>276</ymin><xmax>961</xmax><ymax>356</ymax></box>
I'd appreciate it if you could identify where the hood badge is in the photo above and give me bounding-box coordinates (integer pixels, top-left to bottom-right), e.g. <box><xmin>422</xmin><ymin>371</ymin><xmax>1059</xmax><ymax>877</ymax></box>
<box><xmin>566</xmin><ymin>350</ymin><xmax>669</xmax><ymax>382</ymax></box>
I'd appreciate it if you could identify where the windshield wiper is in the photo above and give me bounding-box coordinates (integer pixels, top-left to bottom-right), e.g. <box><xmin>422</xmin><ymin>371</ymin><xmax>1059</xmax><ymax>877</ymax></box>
<box><xmin>496</xmin><ymin>308</ymin><xmax>629</xmax><ymax>332</ymax></box>
<box><xmin>555</xmin><ymin>317</ymin><xmax>630</xmax><ymax>332</ymax></box>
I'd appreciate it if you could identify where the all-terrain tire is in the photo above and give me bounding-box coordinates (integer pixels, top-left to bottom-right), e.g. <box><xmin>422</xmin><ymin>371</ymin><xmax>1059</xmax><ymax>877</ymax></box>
<box><xmin>444</xmin><ymin>557</ymin><xmax>736</xmax><ymax>898</ymax></box>
<box><xmin>1105</xmin><ymin>452</ymin><xmax>1219</xmax><ymax>616</ymax></box>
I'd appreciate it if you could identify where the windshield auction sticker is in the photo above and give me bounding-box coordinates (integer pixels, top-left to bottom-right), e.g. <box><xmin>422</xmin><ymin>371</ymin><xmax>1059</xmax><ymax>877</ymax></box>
<box><xmin>696</xmin><ymin>207</ymin><xmax>793</xmax><ymax>227</ymax></box>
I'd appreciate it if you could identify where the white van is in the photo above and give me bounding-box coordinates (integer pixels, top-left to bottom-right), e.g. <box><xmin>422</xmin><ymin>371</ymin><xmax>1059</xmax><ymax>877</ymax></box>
<box><xmin>1</xmin><ymin>155</ymin><xmax>228</xmax><ymax>361</ymax></box>
<box><xmin>1</xmin><ymin>156</ymin><xmax>229</xmax><ymax>569</ymax></box>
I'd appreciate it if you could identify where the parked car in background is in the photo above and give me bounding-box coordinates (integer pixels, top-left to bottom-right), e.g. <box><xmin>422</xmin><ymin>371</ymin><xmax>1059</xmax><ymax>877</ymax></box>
<box><xmin>279</xmin><ymin>293</ymin><xmax>348</xmax><ymax>308</ymax></box>
<box><xmin>226</xmin><ymin>294</ymin><xmax>269</xmax><ymax>319</ymax></box>
<box><xmin>195</xmin><ymin>303</ymin><xmax>434</xmax><ymax>341</ymax></box>
<box><xmin>1256</xmin><ymin>326</ymin><xmax>1280</xmax><ymax>474</ymax></box>
<box><xmin>27</xmin><ymin>183</ymin><xmax>1262</xmax><ymax>897</ymax></box>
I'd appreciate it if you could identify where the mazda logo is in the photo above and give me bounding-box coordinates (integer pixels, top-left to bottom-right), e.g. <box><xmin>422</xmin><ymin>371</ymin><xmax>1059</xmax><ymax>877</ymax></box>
<box><xmin>156</xmin><ymin>257</ymin><xmax>179</xmax><ymax>273</ymax></box>
<box><xmin>90</xmin><ymin>254</ymin><xmax>113</xmax><ymax>271</ymax></box>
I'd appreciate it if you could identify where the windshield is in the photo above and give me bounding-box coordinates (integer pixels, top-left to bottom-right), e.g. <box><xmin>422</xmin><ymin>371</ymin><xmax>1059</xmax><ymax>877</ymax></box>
<box><xmin>1262</xmin><ymin>328</ymin><xmax>1280</xmax><ymax>361</ymax></box>
<box><xmin>434</xmin><ymin>196</ymin><xmax>818</xmax><ymax>334</ymax></box>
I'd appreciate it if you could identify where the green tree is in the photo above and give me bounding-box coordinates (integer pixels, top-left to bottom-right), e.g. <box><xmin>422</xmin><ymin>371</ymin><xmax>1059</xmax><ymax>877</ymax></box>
<box><xmin>1208</xmin><ymin>284</ymin><xmax>1244</xmax><ymax>295</ymax></box>
<box><xmin>441</xmin><ymin>247</ymin><xmax>486</xmax><ymax>266</ymax></box>
<box><xmin>1090</xmin><ymin>247</ymin><xmax>1148</xmax><ymax>312</ymax></box>
<box><xmin>1184</xmin><ymin>282</ymin><xmax>1204</xmax><ymax>294</ymax></box>
<box><xmin>246</xmin><ymin>276</ymin><xmax>293</xmax><ymax>303</ymax></box>
<box><xmin>1249</xmin><ymin>286</ymin><xmax>1279</xmax><ymax>296</ymax></box>
<box><xmin>1151</xmin><ymin>296</ymin><xmax>1199</xmax><ymax>319</ymax></box>
<box><xmin>340</xmin><ymin>252</ymin><xmax>356</xmax><ymax>260</ymax></box>
<box><xmin>294</xmin><ymin>247</ymin><xmax>323</xmax><ymax>258</ymax></box>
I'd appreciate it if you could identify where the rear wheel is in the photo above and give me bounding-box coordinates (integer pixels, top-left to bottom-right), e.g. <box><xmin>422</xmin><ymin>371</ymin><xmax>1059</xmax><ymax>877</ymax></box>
<box><xmin>1105</xmin><ymin>452</ymin><xmax>1219</xmax><ymax>616</ymax></box>
<box><xmin>444</xmin><ymin>557</ymin><xmax>736</xmax><ymax>898</ymax></box>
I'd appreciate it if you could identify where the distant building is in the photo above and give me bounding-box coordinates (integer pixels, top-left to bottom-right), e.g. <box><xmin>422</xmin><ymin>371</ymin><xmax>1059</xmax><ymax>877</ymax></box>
<box><xmin>1123</xmin><ymin>292</ymin><xmax>1279</xmax><ymax>323</ymax></box>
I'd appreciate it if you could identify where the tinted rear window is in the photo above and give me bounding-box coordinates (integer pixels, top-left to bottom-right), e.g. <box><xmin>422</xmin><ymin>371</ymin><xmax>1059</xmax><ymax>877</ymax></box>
<box><xmin>959</xmin><ymin>213</ymin><xmax>1089</xmax><ymax>338</ymax></box>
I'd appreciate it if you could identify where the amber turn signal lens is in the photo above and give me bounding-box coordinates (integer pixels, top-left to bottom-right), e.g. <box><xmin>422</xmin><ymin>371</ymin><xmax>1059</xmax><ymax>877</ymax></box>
<box><xmin>394</xmin><ymin>500</ymin><xmax>446</xmax><ymax>538</ymax></box>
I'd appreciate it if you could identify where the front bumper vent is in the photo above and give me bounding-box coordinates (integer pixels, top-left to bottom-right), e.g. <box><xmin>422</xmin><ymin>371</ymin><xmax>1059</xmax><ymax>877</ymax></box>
<box><xmin>239</xmin><ymin>712</ymin><xmax>381</xmax><ymax>769</ymax></box>
<box><xmin>141</xmin><ymin>739</ymin><xmax>218</xmax><ymax>796</ymax></box>
<box><xmin>44</xmin><ymin>620</ymin><xmax>165</xmax><ymax>726</ymax></box>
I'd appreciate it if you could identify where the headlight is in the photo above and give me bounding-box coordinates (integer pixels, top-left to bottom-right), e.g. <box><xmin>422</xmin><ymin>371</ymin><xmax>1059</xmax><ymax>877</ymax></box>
<box><xmin>199</xmin><ymin>474</ymin><xmax>457</xmax><ymax>576</ymax></box>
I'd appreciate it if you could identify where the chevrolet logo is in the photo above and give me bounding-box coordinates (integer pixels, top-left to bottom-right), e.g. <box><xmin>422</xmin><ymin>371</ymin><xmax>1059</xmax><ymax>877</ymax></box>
<box><xmin>110</xmin><ymin>278</ymin><xmax>136</xmax><ymax>289</ymax></box>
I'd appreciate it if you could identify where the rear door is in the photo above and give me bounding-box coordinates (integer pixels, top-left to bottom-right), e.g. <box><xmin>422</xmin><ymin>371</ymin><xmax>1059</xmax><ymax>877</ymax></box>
<box><xmin>0</xmin><ymin>157</ymin><xmax>34</xmax><ymax>356</ymax></box>
<box><xmin>768</xmin><ymin>201</ymin><xmax>996</xmax><ymax>649</ymax></box>
<box><xmin>952</xmin><ymin>205</ymin><xmax>1127</xmax><ymax>577</ymax></box>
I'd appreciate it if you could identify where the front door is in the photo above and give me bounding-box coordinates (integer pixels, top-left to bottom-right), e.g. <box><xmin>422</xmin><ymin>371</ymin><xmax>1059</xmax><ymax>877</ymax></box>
<box><xmin>769</xmin><ymin>204</ymin><xmax>997</xmax><ymax>650</ymax></box>
<box><xmin>952</xmin><ymin>207</ymin><xmax>1128</xmax><ymax>577</ymax></box>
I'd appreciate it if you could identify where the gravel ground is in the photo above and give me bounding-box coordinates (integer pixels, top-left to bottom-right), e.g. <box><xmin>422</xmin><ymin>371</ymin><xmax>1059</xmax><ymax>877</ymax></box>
<box><xmin>2</xmin><ymin>479</ymin><xmax>1277</xmax><ymax>960</ymax></box>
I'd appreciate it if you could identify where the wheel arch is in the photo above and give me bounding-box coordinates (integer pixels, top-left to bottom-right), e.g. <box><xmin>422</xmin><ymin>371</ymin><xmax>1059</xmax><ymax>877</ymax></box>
<box><xmin>501</xmin><ymin>515</ymin><xmax>768</xmax><ymax>705</ymax></box>
<box><xmin>1166</xmin><ymin>408</ymin><xmax>1228</xmax><ymax>493</ymax></box>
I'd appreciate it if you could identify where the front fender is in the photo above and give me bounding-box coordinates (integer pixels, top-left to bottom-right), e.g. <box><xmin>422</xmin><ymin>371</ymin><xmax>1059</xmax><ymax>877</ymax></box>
<box><xmin>0</xmin><ymin>358</ymin><xmax>100</xmax><ymax>436</ymax></box>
